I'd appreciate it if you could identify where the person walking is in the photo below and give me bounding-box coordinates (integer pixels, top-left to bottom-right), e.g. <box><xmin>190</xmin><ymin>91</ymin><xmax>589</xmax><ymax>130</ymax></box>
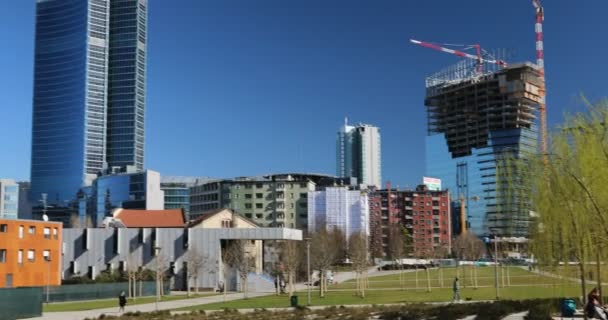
<box><xmin>452</xmin><ymin>277</ymin><xmax>461</xmax><ymax>302</ymax></box>
<box><xmin>118</xmin><ymin>291</ymin><xmax>127</xmax><ymax>312</ymax></box>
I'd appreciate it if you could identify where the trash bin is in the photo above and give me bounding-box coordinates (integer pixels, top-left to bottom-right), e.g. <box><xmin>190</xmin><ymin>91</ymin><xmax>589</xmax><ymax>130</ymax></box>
<box><xmin>561</xmin><ymin>298</ymin><xmax>576</xmax><ymax>317</ymax></box>
<box><xmin>290</xmin><ymin>295</ymin><xmax>298</xmax><ymax>307</ymax></box>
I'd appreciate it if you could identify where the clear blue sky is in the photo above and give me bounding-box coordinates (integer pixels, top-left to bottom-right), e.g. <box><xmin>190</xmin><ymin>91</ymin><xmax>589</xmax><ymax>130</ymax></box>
<box><xmin>0</xmin><ymin>0</ymin><xmax>606</xmax><ymax>188</ymax></box>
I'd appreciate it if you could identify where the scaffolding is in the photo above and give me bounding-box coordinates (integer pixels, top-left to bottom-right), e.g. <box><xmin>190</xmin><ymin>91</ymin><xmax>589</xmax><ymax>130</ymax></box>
<box><xmin>425</xmin><ymin>62</ymin><xmax>544</xmax><ymax>158</ymax></box>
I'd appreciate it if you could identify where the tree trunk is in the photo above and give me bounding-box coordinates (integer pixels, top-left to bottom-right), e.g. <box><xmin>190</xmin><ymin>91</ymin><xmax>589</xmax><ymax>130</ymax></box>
<box><xmin>426</xmin><ymin>267</ymin><xmax>431</xmax><ymax>292</ymax></box>
<box><xmin>580</xmin><ymin>262</ymin><xmax>588</xmax><ymax>305</ymax></box>
<box><xmin>289</xmin><ymin>271</ymin><xmax>295</xmax><ymax>297</ymax></box>
<box><xmin>361</xmin><ymin>272</ymin><xmax>366</xmax><ymax>298</ymax></box>
<box><xmin>597</xmin><ymin>251</ymin><xmax>602</xmax><ymax>302</ymax></box>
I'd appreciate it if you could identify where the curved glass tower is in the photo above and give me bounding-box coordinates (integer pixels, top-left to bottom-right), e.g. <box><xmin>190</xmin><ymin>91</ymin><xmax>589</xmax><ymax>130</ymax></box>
<box><xmin>31</xmin><ymin>0</ymin><xmax>147</xmax><ymax>207</ymax></box>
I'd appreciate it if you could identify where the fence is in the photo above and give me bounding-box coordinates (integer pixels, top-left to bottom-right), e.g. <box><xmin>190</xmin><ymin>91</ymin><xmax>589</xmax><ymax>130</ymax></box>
<box><xmin>46</xmin><ymin>281</ymin><xmax>171</xmax><ymax>302</ymax></box>
<box><xmin>0</xmin><ymin>287</ymin><xmax>43</xmax><ymax>320</ymax></box>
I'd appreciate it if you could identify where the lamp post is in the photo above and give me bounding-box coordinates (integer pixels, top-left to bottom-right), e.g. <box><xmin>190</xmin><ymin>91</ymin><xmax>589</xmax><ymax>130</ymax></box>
<box><xmin>306</xmin><ymin>237</ymin><xmax>311</xmax><ymax>306</ymax></box>
<box><xmin>490</xmin><ymin>232</ymin><xmax>499</xmax><ymax>300</ymax></box>
<box><xmin>154</xmin><ymin>246</ymin><xmax>161</xmax><ymax>310</ymax></box>
<box><xmin>45</xmin><ymin>256</ymin><xmax>50</xmax><ymax>304</ymax></box>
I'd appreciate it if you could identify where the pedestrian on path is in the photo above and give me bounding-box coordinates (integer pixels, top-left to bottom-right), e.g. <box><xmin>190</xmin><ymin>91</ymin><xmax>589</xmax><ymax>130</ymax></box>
<box><xmin>452</xmin><ymin>277</ymin><xmax>461</xmax><ymax>302</ymax></box>
<box><xmin>118</xmin><ymin>291</ymin><xmax>127</xmax><ymax>312</ymax></box>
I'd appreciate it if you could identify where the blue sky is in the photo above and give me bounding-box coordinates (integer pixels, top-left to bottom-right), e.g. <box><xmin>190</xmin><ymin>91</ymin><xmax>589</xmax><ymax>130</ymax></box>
<box><xmin>1</xmin><ymin>0</ymin><xmax>606</xmax><ymax>188</ymax></box>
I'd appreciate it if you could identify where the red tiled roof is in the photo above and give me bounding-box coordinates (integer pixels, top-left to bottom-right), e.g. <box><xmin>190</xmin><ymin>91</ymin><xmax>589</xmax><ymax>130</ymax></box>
<box><xmin>114</xmin><ymin>208</ymin><xmax>185</xmax><ymax>228</ymax></box>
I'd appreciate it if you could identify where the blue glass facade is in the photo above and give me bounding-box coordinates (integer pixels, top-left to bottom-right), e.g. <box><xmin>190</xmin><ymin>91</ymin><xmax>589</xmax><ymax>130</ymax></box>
<box><xmin>30</xmin><ymin>0</ymin><xmax>147</xmax><ymax>209</ymax></box>
<box><xmin>426</xmin><ymin>127</ymin><xmax>537</xmax><ymax>237</ymax></box>
<box><xmin>107</xmin><ymin>0</ymin><xmax>147</xmax><ymax>170</ymax></box>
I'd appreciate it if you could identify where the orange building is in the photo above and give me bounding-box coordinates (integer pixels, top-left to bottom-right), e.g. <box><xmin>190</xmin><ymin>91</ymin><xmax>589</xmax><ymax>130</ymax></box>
<box><xmin>0</xmin><ymin>219</ymin><xmax>62</xmax><ymax>288</ymax></box>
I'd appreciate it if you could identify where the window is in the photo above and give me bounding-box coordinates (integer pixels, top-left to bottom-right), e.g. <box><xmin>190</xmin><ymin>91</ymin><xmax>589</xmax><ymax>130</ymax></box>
<box><xmin>245</xmin><ymin>203</ymin><xmax>252</xmax><ymax>209</ymax></box>
<box><xmin>290</xmin><ymin>203</ymin><xmax>295</xmax><ymax>209</ymax></box>
<box><xmin>255</xmin><ymin>214</ymin><xmax>263</xmax><ymax>219</ymax></box>
<box><xmin>44</xmin><ymin>227</ymin><xmax>51</xmax><ymax>239</ymax></box>
<box><xmin>300</xmin><ymin>183</ymin><xmax>307</xmax><ymax>188</ymax></box>
<box><xmin>290</xmin><ymin>193</ymin><xmax>294</xmax><ymax>199</ymax></box>
<box><xmin>277</xmin><ymin>183</ymin><xmax>285</xmax><ymax>189</ymax></box>
<box><xmin>27</xmin><ymin>250</ymin><xmax>35</xmax><ymax>262</ymax></box>
<box><xmin>245</xmin><ymin>213</ymin><xmax>252</xmax><ymax>218</ymax></box>
<box><xmin>256</xmin><ymin>193</ymin><xmax>263</xmax><ymax>199</ymax></box>
<box><xmin>221</xmin><ymin>220</ymin><xmax>231</xmax><ymax>228</ymax></box>
<box><xmin>53</xmin><ymin>228</ymin><xmax>58</xmax><ymax>239</ymax></box>
<box><xmin>17</xmin><ymin>250</ymin><xmax>23</xmax><ymax>264</ymax></box>
<box><xmin>19</xmin><ymin>226</ymin><xmax>23</xmax><ymax>238</ymax></box>
<box><xmin>43</xmin><ymin>250</ymin><xmax>51</xmax><ymax>261</ymax></box>
<box><xmin>0</xmin><ymin>249</ymin><xmax>6</xmax><ymax>263</ymax></box>
<box><xmin>0</xmin><ymin>224</ymin><xmax>7</xmax><ymax>232</ymax></box>
<box><xmin>256</xmin><ymin>183</ymin><xmax>263</xmax><ymax>189</ymax></box>
<box><xmin>245</xmin><ymin>194</ymin><xmax>252</xmax><ymax>199</ymax></box>
<box><xmin>256</xmin><ymin>203</ymin><xmax>263</xmax><ymax>209</ymax></box>
<box><xmin>300</xmin><ymin>193</ymin><xmax>307</xmax><ymax>198</ymax></box>
<box><xmin>29</xmin><ymin>226</ymin><xmax>36</xmax><ymax>234</ymax></box>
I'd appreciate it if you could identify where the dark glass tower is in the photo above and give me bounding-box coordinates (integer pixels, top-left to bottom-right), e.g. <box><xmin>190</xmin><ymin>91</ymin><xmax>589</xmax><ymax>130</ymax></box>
<box><xmin>107</xmin><ymin>0</ymin><xmax>146</xmax><ymax>170</ymax></box>
<box><xmin>30</xmin><ymin>0</ymin><xmax>147</xmax><ymax>206</ymax></box>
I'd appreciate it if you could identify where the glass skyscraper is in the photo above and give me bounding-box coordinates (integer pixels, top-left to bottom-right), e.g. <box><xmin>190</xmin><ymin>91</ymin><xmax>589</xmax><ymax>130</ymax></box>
<box><xmin>424</xmin><ymin>62</ymin><xmax>542</xmax><ymax>238</ymax></box>
<box><xmin>31</xmin><ymin>0</ymin><xmax>147</xmax><ymax>207</ymax></box>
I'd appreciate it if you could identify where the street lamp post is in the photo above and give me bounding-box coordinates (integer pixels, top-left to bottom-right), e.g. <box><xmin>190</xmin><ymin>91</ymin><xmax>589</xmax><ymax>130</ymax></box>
<box><xmin>491</xmin><ymin>233</ymin><xmax>499</xmax><ymax>300</ymax></box>
<box><xmin>306</xmin><ymin>238</ymin><xmax>311</xmax><ymax>306</ymax></box>
<box><xmin>46</xmin><ymin>257</ymin><xmax>50</xmax><ymax>304</ymax></box>
<box><xmin>154</xmin><ymin>246</ymin><xmax>161</xmax><ymax>310</ymax></box>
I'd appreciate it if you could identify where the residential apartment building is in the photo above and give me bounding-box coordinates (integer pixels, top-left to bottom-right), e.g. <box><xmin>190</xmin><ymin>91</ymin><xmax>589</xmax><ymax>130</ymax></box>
<box><xmin>190</xmin><ymin>174</ymin><xmax>354</xmax><ymax>229</ymax></box>
<box><xmin>336</xmin><ymin>119</ymin><xmax>381</xmax><ymax>188</ymax></box>
<box><xmin>308</xmin><ymin>187</ymin><xmax>370</xmax><ymax>237</ymax></box>
<box><xmin>0</xmin><ymin>219</ymin><xmax>62</xmax><ymax>288</ymax></box>
<box><xmin>30</xmin><ymin>0</ymin><xmax>147</xmax><ymax>209</ymax></box>
<box><xmin>369</xmin><ymin>184</ymin><xmax>451</xmax><ymax>258</ymax></box>
<box><xmin>0</xmin><ymin>179</ymin><xmax>19</xmax><ymax>220</ymax></box>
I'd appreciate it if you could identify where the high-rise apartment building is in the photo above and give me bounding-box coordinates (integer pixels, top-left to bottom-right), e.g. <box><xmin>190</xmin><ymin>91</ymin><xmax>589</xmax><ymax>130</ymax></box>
<box><xmin>369</xmin><ymin>183</ymin><xmax>451</xmax><ymax>258</ymax></box>
<box><xmin>424</xmin><ymin>61</ymin><xmax>541</xmax><ymax>239</ymax></box>
<box><xmin>336</xmin><ymin>120</ymin><xmax>381</xmax><ymax>188</ymax></box>
<box><xmin>307</xmin><ymin>187</ymin><xmax>370</xmax><ymax>237</ymax></box>
<box><xmin>0</xmin><ymin>179</ymin><xmax>19</xmax><ymax>219</ymax></box>
<box><xmin>30</xmin><ymin>0</ymin><xmax>147</xmax><ymax>208</ymax></box>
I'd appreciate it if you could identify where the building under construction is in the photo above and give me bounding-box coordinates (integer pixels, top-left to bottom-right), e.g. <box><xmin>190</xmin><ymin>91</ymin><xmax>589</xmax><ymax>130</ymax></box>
<box><xmin>425</xmin><ymin>60</ymin><xmax>543</xmax><ymax>241</ymax></box>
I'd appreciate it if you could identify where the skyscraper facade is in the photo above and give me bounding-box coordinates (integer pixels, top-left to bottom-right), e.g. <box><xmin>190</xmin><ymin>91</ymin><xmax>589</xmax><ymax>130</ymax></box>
<box><xmin>336</xmin><ymin>120</ymin><xmax>381</xmax><ymax>188</ymax></box>
<box><xmin>30</xmin><ymin>0</ymin><xmax>147</xmax><ymax>207</ymax></box>
<box><xmin>307</xmin><ymin>187</ymin><xmax>370</xmax><ymax>237</ymax></box>
<box><xmin>424</xmin><ymin>62</ymin><xmax>541</xmax><ymax>239</ymax></box>
<box><xmin>0</xmin><ymin>179</ymin><xmax>19</xmax><ymax>219</ymax></box>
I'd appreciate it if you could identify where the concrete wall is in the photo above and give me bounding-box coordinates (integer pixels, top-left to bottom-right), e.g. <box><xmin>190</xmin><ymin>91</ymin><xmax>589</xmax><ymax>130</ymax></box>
<box><xmin>61</xmin><ymin>227</ymin><xmax>301</xmax><ymax>290</ymax></box>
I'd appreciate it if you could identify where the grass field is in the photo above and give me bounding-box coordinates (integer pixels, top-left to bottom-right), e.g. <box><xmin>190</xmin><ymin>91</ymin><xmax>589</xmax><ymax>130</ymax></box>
<box><xmin>333</xmin><ymin>266</ymin><xmax>558</xmax><ymax>290</ymax></box>
<box><xmin>177</xmin><ymin>266</ymin><xmax>583</xmax><ymax>311</ymax></box>
<box><xmin>44</xmin><ymin>293</ymin><xmax>217</xmax><ymax>312</ymax></box>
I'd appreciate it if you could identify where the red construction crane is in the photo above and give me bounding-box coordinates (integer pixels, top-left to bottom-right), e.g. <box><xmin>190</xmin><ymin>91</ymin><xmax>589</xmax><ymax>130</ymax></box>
<box><xmin>409</xmin><ymin>39</ymin><xmax>507</xmax><ymax>73</ymax></box>
<box><xmin>533</xmin><ymin>0</ymin><xmax>547</xmax><ymax>155</ymax></box>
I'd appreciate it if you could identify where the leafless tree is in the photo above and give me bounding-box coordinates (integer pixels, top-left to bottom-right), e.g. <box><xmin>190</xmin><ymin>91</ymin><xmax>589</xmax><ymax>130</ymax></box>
<box><xmin>184</xmin><ymin>250</ymin><xmax>210</xmax><ymax>296</ymax></box>
<box><xmin>223</xmin><ymin>240</ymin><xmax>255</xmax><ymax>299</ymax></box>
<box><xmin>126</xmin><ymin>246</ymin><xmax>139</xmax><ymax>300</ymax></box>
<box><xmin>453</xmin><ymin>233</ymin><xmax>486</xmax><ymax>261</ymax></box>
<box><xmin>310</xmin><ymin>228</ymin><xmax>344</xmax><ymax>297</ymax></box>
<box><xmin>348</xmin><ymin>232</ymin><xmax>369</xmax><ymax>298</ymax></box>
<box><xmin>279</xmin><ymin>241</ymin><xmax>300</xmax><ymax>297</ymax></box>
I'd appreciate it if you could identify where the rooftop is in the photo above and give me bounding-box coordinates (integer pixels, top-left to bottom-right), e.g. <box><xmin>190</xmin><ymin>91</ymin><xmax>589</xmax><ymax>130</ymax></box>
<box><xmin>113</xmin><ymin>208</ymin><xmax>185</xmax><ymax>228</ymax></box>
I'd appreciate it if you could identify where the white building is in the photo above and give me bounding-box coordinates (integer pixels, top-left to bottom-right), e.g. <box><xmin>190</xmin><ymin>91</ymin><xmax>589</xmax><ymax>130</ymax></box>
<box><xmin>0</xmin><ymin>179</ymin><xmax>19</xmax><ymax>219</ymax></box>
<box><xmin>308</xmin><ymin>187</ymin><xmax>370</xmax><ymax>237</ymax></box>
<box><xmin>336</xmin><ymin>119</ymin><xmax>381</xmax><ymax>188</ymax></box>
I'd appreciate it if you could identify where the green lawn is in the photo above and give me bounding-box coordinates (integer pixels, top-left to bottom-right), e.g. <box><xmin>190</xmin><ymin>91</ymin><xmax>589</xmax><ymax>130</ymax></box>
<box><xmin>333</xmin><ymin>266</ymin><xmax>559</xmax><ymax>290</ymax></box>
<box><xmin>44</xmin><ymin>293</ymin><xmax>217</xmax><ymax>312</ymax></box>
<box><xmin>176</xmin><ymin>267</ymin><xmax>582</xmax><ymax>311</ymax></box>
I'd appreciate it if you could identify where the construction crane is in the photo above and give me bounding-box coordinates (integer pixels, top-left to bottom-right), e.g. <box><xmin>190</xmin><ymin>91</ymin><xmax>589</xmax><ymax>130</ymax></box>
<box><xmin>533</xmin><ymin>0</ymin><xmax>547</xmax><ymax>155</ymax></box>
<box><xmin>409</xmin><ymin>39</ymin><xmax>508</xmax><ymax>73</ymax></box>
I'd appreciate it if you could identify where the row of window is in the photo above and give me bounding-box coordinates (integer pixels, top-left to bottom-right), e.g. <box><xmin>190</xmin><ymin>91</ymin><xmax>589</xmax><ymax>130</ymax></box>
<box><xmin>0</xmin><ymin>249</ymin><xmax>51</xmax><ymax>264</ymax></box>
<box><xmin>0</xmin><ymin>224</ymin><xmax>59</xmax><ymax>239</ymax></box>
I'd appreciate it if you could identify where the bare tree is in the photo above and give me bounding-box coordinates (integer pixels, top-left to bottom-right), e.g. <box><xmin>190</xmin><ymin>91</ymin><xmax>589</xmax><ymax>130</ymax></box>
<box><xmin>223</xmin><ymin>240</ymin><xmax>254</xmax><ymax>299</ymax></box>
<box><xmin>279</xmin><ymin>241</ymin><xmax>300</xmax><ymax>297</ymax></box>
<box><xmin>348</xmin><ymin>232</ymin><xmax>369</xmax><ymax>298</ymax></box>
<box><xmin>453</xmin><ymin>233</ymin><xmax>486</xmax><ymax>261</ymax></box>
<box><xmin>387</xmin><ymin>224</ymin><xmax>410</xmax><ymax>289</ymax></box>
<box><xmin>310</xmin><ymin>228</ymin><xmax>343</xmax><ymax>298</ymax></box>
<box><xmin>126</xmin><ymin>246</ymin><xmax>139</xmax><ymax>300</ymax></box>
<box><xmin>184</xmin><ymin>250</ymin><xmax>209</xmax><ymax>296</ymax></box>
